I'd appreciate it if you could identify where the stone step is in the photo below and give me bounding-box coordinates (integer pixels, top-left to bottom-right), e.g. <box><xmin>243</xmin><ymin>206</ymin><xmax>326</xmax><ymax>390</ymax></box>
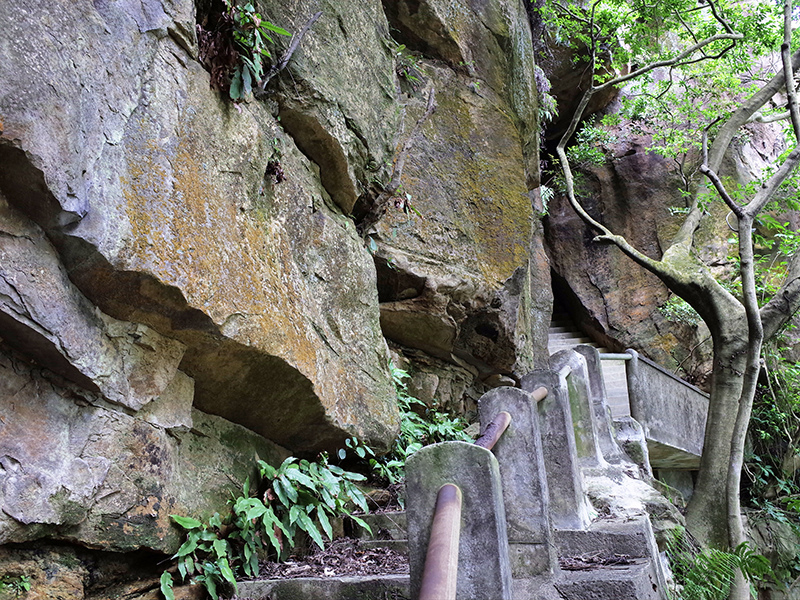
<box><xmin>548</xmin><ymin>330</ymin><xmax>591</xmax><ymax>339</ymax></box>
<box><xmin>554</xmin><ymin>559</ymin><xmax>664</xmax><ymax>600</ymax></box>
<box><xmin>349</xmin><ymin>511</ymin><xmax>407</xmax><ymax>542</ymax></box>
<box><xmin>237</xmin><ymin>575</ymin><xmax>410</xmax><ymax>600</ymax></box>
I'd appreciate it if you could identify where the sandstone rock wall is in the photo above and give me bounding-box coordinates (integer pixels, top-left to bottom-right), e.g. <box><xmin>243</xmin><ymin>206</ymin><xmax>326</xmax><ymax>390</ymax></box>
<box><xmin>0</xmin><ymin>0</ymin><xmax>550</xmax><ymax>587</ymax></box>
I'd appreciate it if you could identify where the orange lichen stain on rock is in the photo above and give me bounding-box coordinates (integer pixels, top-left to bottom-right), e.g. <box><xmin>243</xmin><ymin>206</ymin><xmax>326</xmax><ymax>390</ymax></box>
<box><xmin>396</xmin><ymin>86</ymin><xmax>532</xmax><ymax>285</ymax></box>
<box><xmin>120</xmin><ymin>129</ymin><xmax>320</xmax><ymax>380</ymax></box>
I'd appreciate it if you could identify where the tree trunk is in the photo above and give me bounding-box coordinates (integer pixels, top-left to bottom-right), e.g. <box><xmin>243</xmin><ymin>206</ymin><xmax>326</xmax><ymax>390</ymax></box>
<box><xmin>685</xmin><ymin>325</ymin><xmax>748</xmax><ymax>548</ymax></box>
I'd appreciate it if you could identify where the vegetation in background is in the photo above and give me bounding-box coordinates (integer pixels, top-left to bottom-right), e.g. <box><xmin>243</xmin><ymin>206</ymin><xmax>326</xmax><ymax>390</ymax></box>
<box><xmin>160</xmin><ymin>453</ymin><xmax>370</xmax><ymax>599</ymax></box>
<box><xmin>667</xmin><ymin>531</ymin><xmax>776</xmax><ymax>599</ymax></box>
<box><xmin>539</xmin><ymin>3</ymin><xmax>800</xmax><ymax>592</ymax></box>
<box><xmin>368</xmin><ymin>364</ymin><xmax>472</xmax><ymax>489</ymax></box>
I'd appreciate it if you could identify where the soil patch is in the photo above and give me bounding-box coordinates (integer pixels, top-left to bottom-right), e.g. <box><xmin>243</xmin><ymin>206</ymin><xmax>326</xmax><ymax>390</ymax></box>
<box><xmin>255</xmin><ymin>538</ymin><xmax>408</xmax><ymax>579</ymax></box>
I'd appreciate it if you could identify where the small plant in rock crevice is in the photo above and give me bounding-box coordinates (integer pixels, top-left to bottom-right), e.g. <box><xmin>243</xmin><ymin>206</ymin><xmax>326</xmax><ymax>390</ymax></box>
<box><xmin>196</xmin><ymin>1</ymin><xmax>290</xmax><ymax>101</ymax></box>
<box><xmin>160</xmin><ymin>452</ymin><xmax>370</xmax><ymax>600</ymax></box>
<box><xmin>0</xmin><ymin>575</ymin><xmax>30</xmax><ymax>598</ymax></box>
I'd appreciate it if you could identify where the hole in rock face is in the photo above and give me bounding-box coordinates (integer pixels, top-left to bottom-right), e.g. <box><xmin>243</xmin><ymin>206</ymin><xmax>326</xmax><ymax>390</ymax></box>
<box><xmin>375</xmin><ymin>257</ymin><xmax>425</xmax><ymax>303</ymax></box>
<box><xmin>474</xmin><ymin>322</ymin><xmax>499</xmax><ymax>342</ymax></box>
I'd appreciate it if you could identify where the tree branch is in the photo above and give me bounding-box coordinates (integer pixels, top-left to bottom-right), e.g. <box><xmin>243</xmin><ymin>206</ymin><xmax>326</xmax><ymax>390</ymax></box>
<box><xmin>256</xmin><ymin>11</ymin><xmax>322</xmax><ymax>94</ymax></box>
<box><xmin>783</xmin><ymin>0</ymin><xmax>800</xmax><ymax>142</ymax></box>
<box><xmin>707</xmin><ymin>48</ymin><xmax>800</xmax><ymax>171</ymax></box>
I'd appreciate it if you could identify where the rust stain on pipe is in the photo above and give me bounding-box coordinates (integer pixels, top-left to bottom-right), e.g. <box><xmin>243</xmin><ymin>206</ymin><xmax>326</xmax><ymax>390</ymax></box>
<box><xmin>419</xmin><ymin>483</ymin><xmax>462</xmax><ymax>600</ymax></box>
<box><xmin>475</xmin><ymin>411</ymin><xmax>512</xmax><ymax>450</ymax></box>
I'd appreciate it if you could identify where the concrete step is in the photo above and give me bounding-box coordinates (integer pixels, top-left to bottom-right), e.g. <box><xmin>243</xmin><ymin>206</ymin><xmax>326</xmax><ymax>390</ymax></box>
<box><xmin>554</xmin><ymin>559</ymin><xmax>664</xmax><ymax>600</ymax></box>
<box><xmin>237</xmin><ymin>575</ymin><xmax>410</xmax><ymax>600</ymax></box>
<box><xmin>549</xmin><ymin>331</ymin><xmax>594</xmax><ymax>341</ymax></box>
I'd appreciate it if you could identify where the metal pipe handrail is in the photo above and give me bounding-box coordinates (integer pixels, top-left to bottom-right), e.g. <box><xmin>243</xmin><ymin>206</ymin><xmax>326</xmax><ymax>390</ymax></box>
<box><xmin>598</xmin><ymin>353</ymin><xmax>632</xmax><ymax>361</ymax></box>
<box><xmin>530</xmin><ymin>385</ymin><xmax>548</xmax><ymax>403</ymax></box>
<box><xmin>475</xmin><ymin>411</ymin><xmax>511</xmax><ymax>450</ymax></box>
<box><xmin>419</xmin><ymin>483</ymin><xmax>463</xmax><ymax>600</ymax></box>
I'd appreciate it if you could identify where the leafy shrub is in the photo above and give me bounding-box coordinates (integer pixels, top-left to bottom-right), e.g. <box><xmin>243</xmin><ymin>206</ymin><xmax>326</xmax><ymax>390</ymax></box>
<box><xmin>226</xmin><ymin>1</ymin><xmax>290</xmax><ymax>100</ymax></box>
<box><xmin>659</xmin><ymin>295</ymin><xmax>702</xmax><ymax>327</ymax></box>
<box><xmin>160</xmin><ymin>453</ymin><xmax>370</xmax><ymax>599</ymax></box>
<box><xmin>667</xmin><ymin>531</ymin><xmax>776</xmax><ymax>600</ymax></box>
<box><xmin>369</xmin><ymin>364</ymin><xmax>472</xmax><ymax>486</ymax></box>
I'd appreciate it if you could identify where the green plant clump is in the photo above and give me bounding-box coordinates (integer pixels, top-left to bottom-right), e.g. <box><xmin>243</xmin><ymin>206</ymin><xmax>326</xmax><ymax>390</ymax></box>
<box><xmin>369</xmin><ymin>364</ymin><xmax>472</xmax><ymax>486</ymax></box>
<box><xmin>667</xmin><ymin>531</ymin><xmax>776</xmax><ymax>599</ymax></box>
<box><xmin>0</xmin><ymin>575</ymin><xmax>30</xmax><ymax>598</ymax></box>
<box><xmin>226</xmin><ymin>1</ymin><xmax>290</xmax><ymax>101</ymax></box>
<box><xmin>160</xmin><ymin>453</ymin><xmax>370</xmax><ymax>599</ymax></box>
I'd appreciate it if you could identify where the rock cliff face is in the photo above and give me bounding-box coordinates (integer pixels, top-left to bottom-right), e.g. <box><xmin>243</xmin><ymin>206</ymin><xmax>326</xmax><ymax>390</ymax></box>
<box><xmin>0</xmin><ymin>0</ymin><xmax>549</xmax><ymax>590</ymax></box>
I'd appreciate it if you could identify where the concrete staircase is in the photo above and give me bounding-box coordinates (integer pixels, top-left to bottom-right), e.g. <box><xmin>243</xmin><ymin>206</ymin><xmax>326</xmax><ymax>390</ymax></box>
<box><xmin>548</xmin><ymin>313</ymin><xmax>631</xmax><ymax>418</ymax></box>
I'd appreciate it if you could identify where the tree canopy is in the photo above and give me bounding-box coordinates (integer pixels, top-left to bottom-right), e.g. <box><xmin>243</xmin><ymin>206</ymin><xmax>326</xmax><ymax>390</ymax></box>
<box><xmin>542</xmin><ymin>1</ymin><xmax>800</xmax><ymax>596</ymax></box>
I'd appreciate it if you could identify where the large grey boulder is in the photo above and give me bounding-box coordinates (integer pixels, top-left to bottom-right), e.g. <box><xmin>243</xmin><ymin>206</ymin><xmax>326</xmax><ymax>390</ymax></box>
<box><xmin>0</xmin><ymin>345</ymin><xmax>287</xmax><ymax>553</ymax></box>
<box><xmin>0</xmin><ymin>0</ymin><xmax>400</xmax><ymax>452</ymax></box>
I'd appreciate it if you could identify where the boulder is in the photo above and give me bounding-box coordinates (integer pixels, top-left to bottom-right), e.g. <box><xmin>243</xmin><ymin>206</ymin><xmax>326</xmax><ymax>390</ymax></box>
<box><xmin>366</xmin><ymin>0</ymin><xmax>551</xmax><ymax>387</ymax></box>
<box><xmin>0</xmin><ymin>345</ymin><xmax>287</xmax><ymax>553</ymax></box>
<box><xmin>0</xmin><ymin>0</ymin><xmax>399</xmax><ymax>452</ymax></box>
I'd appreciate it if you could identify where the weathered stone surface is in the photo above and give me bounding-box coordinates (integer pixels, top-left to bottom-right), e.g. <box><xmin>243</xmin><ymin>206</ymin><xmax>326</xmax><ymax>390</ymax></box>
<box><xmin>478</xmin><ymin>386</ymin><xmax>555</xmax><ymax>578</ymax></box>
<box><xmin>521</xmin><ymin>369</ymin><xmax>594</xmax><ymax>530</ymax></box>
<box><xmin>268</xmin><ymin>0</ymin><xmax>400</xmax><ymax>214</ymax></box>
<box><xmin>549</xmin><ymin>349</ymin><xmax>605</xmax><ymax>468</ymax></box>
<box><xmin>237</xmin><ymin>575</ymin><xmax>411</xmax><ymax>600</ymax></box>
<box><xmin>372</xmin><ymin>62</ymin><xmax>549</xmax><ymax>382</ymax></box>
<box><xmin>0</xmin><ymin>0</ymin><xmax>399</xmax><ymax>452</ymax></box>
<box><xmin>0</xmin><ymin>193</ymin><xmax>185</xmax><ymax>412</ymax></box>
<box><xmin>0</xmin><ymin>345</ymin><xmax>287</xmax><ymax>553</ymax></box>
<box><xmin>406</xmin><ymin>441</ymin><xmax>512</xmax><ymax>600</ymax></box>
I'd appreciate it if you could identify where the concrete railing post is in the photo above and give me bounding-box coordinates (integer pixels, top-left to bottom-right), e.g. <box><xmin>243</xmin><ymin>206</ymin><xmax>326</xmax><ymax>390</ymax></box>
<box><xmin>406</xmin><ymin>441</ymin><xmax>512</xmax><ymax>600</ymax></box>
<box><xmin>478</xmin><ymin>386</ymin><xmax>556</xmax><ymax>578</ymax></box>
<box><xmin>521</xmin><ymin>369</ymin><xmax>593</xmax><ymax>530</ymax></box>
<box><xmin>573</xmin><ymin>345</ymin><xmax>628</xmax><ymax>465</ymax></box>
<box><xmin>549</xmin><ymin>349</ymin><xmax>605</xmax><ymax>468</ymax></box>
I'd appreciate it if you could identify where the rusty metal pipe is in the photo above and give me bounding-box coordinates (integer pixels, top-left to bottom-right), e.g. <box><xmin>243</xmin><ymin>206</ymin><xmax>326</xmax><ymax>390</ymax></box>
<box><xmin>475</xmin><ymin>411</ymin><xmax>512</xmax><ymax>450</ymax></box>
<box><xmin>530</xmin><ymin>386</ymin><xmax>548</xmax><ymax>403</ymax></box>
<box><xmin>418</xmin><ymin>483</ymin><xmax>462</xmax><ymax>600</ymax></box>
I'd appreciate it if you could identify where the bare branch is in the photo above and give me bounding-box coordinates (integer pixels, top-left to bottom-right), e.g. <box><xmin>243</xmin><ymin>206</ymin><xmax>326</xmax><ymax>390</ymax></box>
<box><xmin>707</xmin><ymin>47</ymin><xmax>800</xmax><ymax>171</ymax></box>
<box><xmin>700</xmin><ymin>164</ymin><xmax>742</xmax><ymax>216</ymax></box>
<box><xmin>783</xmin><ymin>0</ymin><xmax>800</xmax><ymax>142</ymax></box>
<box><xmin>594</xmin><ymin>33</ymin><xmax>743</xmax><ymax>92</ymax></box>
<box><xmin>748</xmin><ymin>110</ymin><xmax>791</xmax><ymax>124</ymax></box>
<box><xmin>256</xmin><ymin>11</ymin><xmax>322</xmax><ymax>93</ymax></box>
<box><xmin>744</xmin><ymin>146</ymin><xmax>800</xmax><ymax>217</ymax></box>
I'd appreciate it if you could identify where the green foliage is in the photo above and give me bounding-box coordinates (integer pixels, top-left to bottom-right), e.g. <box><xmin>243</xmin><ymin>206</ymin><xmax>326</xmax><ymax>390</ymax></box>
<box><xmin>659</xmin><ymin>295</ymin><xmax>702</xmax><ymax>327</ymax></box>
<box><xmin>389</xmin><ymin>43</ymin><xmax>425</xmax><ymax>91</ymax></box>
<box><xmin>369</xmin><ymin>364</ymin><xmax>472</xmax><ymax>486</ymax></box>
<box><xmin>667</xmin><ymin>531</ymin><xmax>777</xmax><ymax>599</ymax></box>
<box><xmin>566</xmin><ymin>123</ymin><xmax>616</xmax><ymax>167</ymax></box>
<box><xmin>160</xmin><ymin>453</ymin><xmax>370</xmax><ymax>599</ymax></box>
<box><xmin>225</xmin><ymin>1</ymin><xmax>290</xmax><ymax>101</ymax></box>
<box><xmin>0</xmin><ymin>575</ymin><xmax>30</xmax><ymax>598</ymax></box>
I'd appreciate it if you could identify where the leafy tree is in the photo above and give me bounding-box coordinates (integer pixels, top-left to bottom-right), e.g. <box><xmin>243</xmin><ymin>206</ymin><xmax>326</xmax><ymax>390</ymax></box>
<box><xmin>544</xmin><ymin>0</ymin><xmax>800</xmax><ymax>596</ymax></box>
